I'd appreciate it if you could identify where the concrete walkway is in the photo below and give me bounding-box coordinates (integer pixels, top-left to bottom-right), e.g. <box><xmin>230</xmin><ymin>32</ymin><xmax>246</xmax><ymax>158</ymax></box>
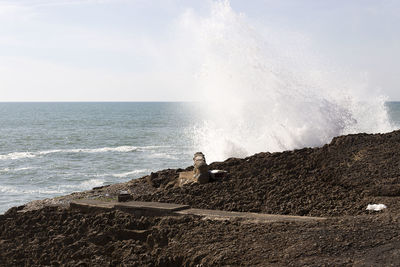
<box><xmin>70</xmin><ymin>199</ymin><xmax>326</xmax><ymax>223</ymax></box>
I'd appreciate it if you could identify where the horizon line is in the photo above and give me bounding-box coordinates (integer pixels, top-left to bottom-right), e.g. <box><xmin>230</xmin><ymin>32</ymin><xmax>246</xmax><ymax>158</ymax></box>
<box><xmin>1</xmin><ymin>100</ymin><xmax>400</xmax><ymax>103</ymax></box>
<box><xmin>0</xmin><ymin>101</ymin><xmax>197</xmax><ymax>103</ymax></box>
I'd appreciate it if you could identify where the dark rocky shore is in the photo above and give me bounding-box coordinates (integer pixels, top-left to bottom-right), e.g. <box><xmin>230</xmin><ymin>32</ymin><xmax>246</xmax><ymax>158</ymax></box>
<box><xmin>2</xmin><ymin>130</ymin><xmax>400</xmax><ymax>266</ymax></box>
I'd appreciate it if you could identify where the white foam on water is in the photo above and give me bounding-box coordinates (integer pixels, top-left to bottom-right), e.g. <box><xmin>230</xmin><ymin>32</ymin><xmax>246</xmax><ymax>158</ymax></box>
<box><xmin>38</xmin><ymin>146</ymin><xmax>139</xmax><ymax>154</ymax></box>
<box><xmin>0</xmin><ymin>178</ymin><xmax>105</xmax><ymax>196</ymax></box>
<box><xmin>76</xmin><ymin>179</ymin><xmax>105</xmax><ymax>189</ymax></box>
<box><xmin>1</xmin><ymin>167</ymin><xmax>40</xmax><ymax>172</ymax></box>
<box><xmin>0</xmin><ymin>145</ymin><xmax>144</xmax><ymax>160</ymax></box>
<box><xmin>14</xmin><ymin>167</ymin><xmax>38</xmax><ymax>171</ymax></box>
<box><xmin>178</xmin><ymin>0</ymin><xmax>395</xmax><ymax>162</ymax></box>
<box><xmin>62</xmin><ymin>179</ymin><xmax>105</xmax><ymax>190</ymax></box>
<box><xmin>0</xmin><ymin>185</ymin><xmax>19</xmax><ymax>194</ymax></box>
<box><xmin>37</xmin><ymin>149</ymin><xmax>63</xmax><ymax>155</ymax></box>
<box><xmin>0</xmin><ymin>185</ymin><xmax>65</xmax><ymax>195</ymax></box>
<box><xmin>69</xmin><ymin>146</ymin><xmax>139</xmax><ymax>153</ymax></box>
<box><xmin>0</xmin><ymin>152</ymin><xmax>36</xmax><ymax>160</ymax></box>
<box><xmin>112</xmin><ymin>169</ymin><xmax>150</xmax><ymax>178</ymax></box>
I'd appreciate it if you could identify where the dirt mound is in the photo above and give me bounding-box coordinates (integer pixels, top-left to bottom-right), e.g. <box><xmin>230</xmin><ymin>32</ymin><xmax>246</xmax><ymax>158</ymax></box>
<box><xmin>135</xmin><ymin>131</ymin><xmax>400</xmax><ymax>217</ymax></box>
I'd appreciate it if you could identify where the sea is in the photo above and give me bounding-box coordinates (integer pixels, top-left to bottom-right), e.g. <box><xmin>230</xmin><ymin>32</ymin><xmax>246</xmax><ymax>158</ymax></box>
<box><xmin>1</xmin><ymin>102</ymin><xmax>400</xmax><ymax>214</ymax></box>
<box><xmin>0</xmin><ymin>102</ymin><xmax>198</xmax><ymax>214</ymax></box>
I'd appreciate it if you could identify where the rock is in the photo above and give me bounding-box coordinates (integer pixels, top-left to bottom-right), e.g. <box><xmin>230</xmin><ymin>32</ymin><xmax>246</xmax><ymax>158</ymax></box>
<box><xmin>177</xmin><ymin>152</ymin><xmax>211</xmax><ymax>186</ymax></box>
<box><xmin>178</xmin><ymin>171</ymin><xmax>196</xmax><ymax>186</ymax></box>
<box><xmin>193</xmin><ymin>152</ymin><xmax>209</xmax><ymax>184</ymax></box>
<box><xmin>117</xmin><ymin>191</ymin><xmax>132</xmax><ymax>202</ymax></box>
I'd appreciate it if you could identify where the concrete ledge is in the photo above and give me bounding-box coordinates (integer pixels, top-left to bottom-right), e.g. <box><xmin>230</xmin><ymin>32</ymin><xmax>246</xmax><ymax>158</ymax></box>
<box><xmin>175</xmin><ymin>208</ymin><xmax>326</xmax><ymax>223</ymax></box>
<box><xmin>70</xmin><ymin>199</ymin><xmax>115</xmax><ymax>213</ymax></box>
<box><xmin>70</xmin><ymin>199</ymin><xmax>189</xmax><ymax>217</ymax></box>
<box><xmin>115</xmin><ymin>201</ymin><xmax>190</xmax><ymax>217</ymax></box>
<box><xmin>69</xmin><ymin>199</ymin><xmax>326</xmax><ymax>223</ymax></box>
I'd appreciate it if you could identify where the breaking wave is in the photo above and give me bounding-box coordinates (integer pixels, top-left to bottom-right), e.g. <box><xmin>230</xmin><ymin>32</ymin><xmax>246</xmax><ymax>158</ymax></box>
<box><xmin>0</xmin><ymin>179</ymin><xmax>105</xmax><ymax>195</ymax></box>
<box><xmin>0</xmin><ymin>145</ymin><xmax>167</xmax><ymax>161</ymax></box>
<box><xmin>112</xmin><ymin>169</ymin><xmax>150</xmax><ymax>178</ymax></box>
<box><xmin>180</xmin><ymin>0</ymin><xmax>394</xmax><ymax>162</ymax></box>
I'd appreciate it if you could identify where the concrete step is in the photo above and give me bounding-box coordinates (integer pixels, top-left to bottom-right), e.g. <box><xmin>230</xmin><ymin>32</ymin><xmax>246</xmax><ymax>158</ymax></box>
<box><xmin>70</xmin><ymin>199</ymin><xmax>189</xmax><ymax>217</ymax></box>
<box><xmin>70</xmin><ymin>199</ymin><xmax>326</xmax><ymax>223</ymax></box>
<box><xmin>176</xmin><ymin>208</ymin><xmax>326</xmax><ymax>223</ymax></box>
<box><xmin>115</xmin><ymin>201</ymin><xmax>190</xmax><ymax>217</ymax></box>
<box><xmin>70</xmin><ymin>199</ymin><xmax>115</xmax><ymax>212</ymax></box>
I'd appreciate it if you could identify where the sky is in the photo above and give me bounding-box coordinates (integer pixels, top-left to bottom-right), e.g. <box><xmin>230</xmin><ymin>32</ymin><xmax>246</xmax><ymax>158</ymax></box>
<box><xmin>0</xmin><ymin>0</ymin><xmax>399</xmax><ymax>101</ymax></box>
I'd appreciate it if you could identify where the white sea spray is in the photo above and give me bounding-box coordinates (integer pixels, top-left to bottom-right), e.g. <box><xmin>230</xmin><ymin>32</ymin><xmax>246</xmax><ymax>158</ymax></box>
<box><xmin>179</xmin><ymin>0</ymin><xmax>394</xmax><ymax>162</ymax></box>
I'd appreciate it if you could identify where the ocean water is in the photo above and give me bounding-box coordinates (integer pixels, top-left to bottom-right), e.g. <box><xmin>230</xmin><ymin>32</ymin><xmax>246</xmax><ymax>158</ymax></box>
<box><xmin>0</xmin><ymin>102</ymin><xmax>198</xmax><ymax>213</ymax></box>
<box><xmin>0</xmin><ymin>101</ymin><xmax>399</xmax><ymax>214</ymax></box>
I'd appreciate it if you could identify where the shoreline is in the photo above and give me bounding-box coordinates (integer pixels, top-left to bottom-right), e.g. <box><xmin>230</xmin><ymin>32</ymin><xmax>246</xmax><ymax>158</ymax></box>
<box><xmin>2</xmin><ymin>130</ymin><xmax>400</xmax><ymax>265</ymax></box>
<box><xmin>12</xmin><ymin>129</ymin><xmax>400</xmax><ymax>217</ymax></box>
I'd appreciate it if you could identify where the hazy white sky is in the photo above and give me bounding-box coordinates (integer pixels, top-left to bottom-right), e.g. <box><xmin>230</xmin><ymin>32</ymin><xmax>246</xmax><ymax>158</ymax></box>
<box><xmin>1</xmin><ymin>0</ymin><xmax>399</xmax><ymax>101</ymax></box>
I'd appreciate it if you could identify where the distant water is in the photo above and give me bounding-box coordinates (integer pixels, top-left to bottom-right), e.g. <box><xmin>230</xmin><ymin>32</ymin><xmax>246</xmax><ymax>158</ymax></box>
<box><xmin>0</xmin><ymin>102</ymin><xmax>400</xmax><ymax>214</ymax></box>
<box><xmin>386</xmin><ymin>102</ymin><xmax>400</xmax><ymax>127</ymax></box>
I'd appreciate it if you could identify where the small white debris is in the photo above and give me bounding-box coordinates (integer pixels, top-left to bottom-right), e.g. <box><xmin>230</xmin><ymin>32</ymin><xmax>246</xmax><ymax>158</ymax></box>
<box><xmin>366</xmin><ymin>204</ymin><xmax>387</xmax><ymax>211</ymax></box>
<box><xmin>210</xmin><ymin>170</ymin><xmax>227</xmax><ymax>174</ymax></box>
<box><xmin>209</xmin><ymin>169</ymin><xmax>228</xmax><ymax>179</ymax></box>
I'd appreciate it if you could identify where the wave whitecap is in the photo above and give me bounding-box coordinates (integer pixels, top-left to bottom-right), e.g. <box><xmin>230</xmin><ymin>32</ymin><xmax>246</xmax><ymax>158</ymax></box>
<box><xmin>0</xmin><ymin>152</ymin><xmax>36</xmax><ymax>160</ymax></box>
<box><xmin>68</xmin><ymin>179</ymin><xmax>106</xmax><ymax>191</ymax></box>
<box><xmin>0</xmin><ymin>145</ymin><xmax>164</xmax><ymax>161</ymax></box>
<box><xmin>0</xmin><ymin>185</ymin><xmax>64</xmax><ymax>195</ymax></box>
<box><xmin>38</xmin><ymin>146</ymin><xmax>139</xmax><ymax>155</ymax></box>
<box><xmin>0</xmin><ymin>179</ymin><xmax>105</xmax><ymax>195</ymax></box>
<box><xmin>112</xmin><ymin>169</ymin><xmax>150</xmax><ymax>178</ymax></box>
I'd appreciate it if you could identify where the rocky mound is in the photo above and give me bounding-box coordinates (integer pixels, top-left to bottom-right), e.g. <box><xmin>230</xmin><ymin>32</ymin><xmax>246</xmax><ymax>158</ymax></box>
<box><xmin>134</xmin><ymin>131</ymin><xmax>400</xmax><ymax>217</ymax></box>
<box><xmin>2</xmin><ymin>130</ymin><xmax>400</xmax><ymax>266</ymax></box>
<box><xmin>2</xmin><ymin>205</ymin><xmax>400</xmax><ymax>266</ymax></box>
<box><xmin>0</xmin><ymin>204</ymin><xmax>400</xmax><ymax>266</ymax></box>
